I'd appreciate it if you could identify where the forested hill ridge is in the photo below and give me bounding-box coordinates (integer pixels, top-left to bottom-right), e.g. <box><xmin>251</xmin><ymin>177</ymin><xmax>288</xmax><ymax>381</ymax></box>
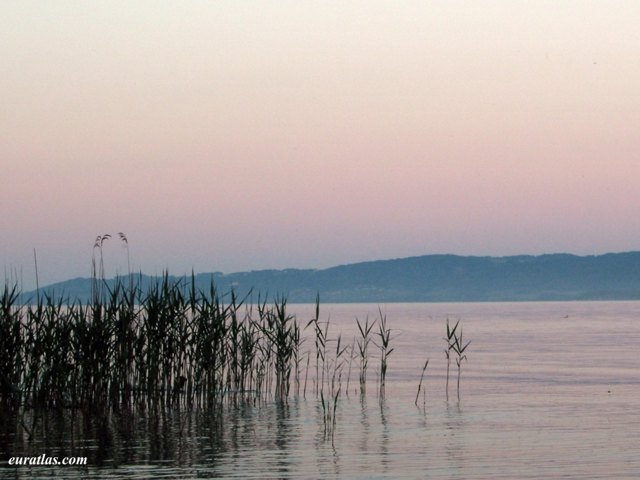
<box><xmin>19</xmin><ymin>252</ymin><xmax>640</xmax><ymax>303</ymax></box>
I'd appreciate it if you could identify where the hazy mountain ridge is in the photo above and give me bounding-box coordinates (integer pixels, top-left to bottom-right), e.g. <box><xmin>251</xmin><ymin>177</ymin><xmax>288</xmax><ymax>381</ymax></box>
<box><xmin>18</xmin><ymin>252</ymin><xmax>640</xmax><ymax>303</ymax></box>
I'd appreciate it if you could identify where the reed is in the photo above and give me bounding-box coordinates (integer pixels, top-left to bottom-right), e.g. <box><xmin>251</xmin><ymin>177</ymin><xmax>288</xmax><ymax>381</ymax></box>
<box><xmin>306</xmin><ymin>296</ymin><xmax>329</xmax><ymax>397</ymax></box>
<box><xmin>0</xmin><ymin>284</ymin><xmax>23</xmax><ymax>408</ymax></box>
<box><xmin>2</xmin><ymin>241</ymin><xmax>477</xmax><ymax>436</ymax></box>
<box><xmin>355</xmin><ymin>315</ymin><xmax>375</xmax><ymax>396</ymax></box>
<box><xmin>91</xmin><ymin>234</ymin><xmax>111</xmax><ymax>304</ymax></box>
<box><xmin>0</xmin><ymin>273</ymin><xmax>317</xmax><ymax>413</ymax></box>
<box><xmin>118</xmin><ymin>232</ymin><xmax>133</xmax><ymax>292</ymax></box>
<box><xmin>444</xmin><ymin>318</ymin><xmax>459</xmax><ymax>401</ymax></box>
<box><xmin>374</xmin><ymin>308</ymin><xmax>393</xmax><ymax>398</ymax></box>
<box><xmin>415</xmin><ymin>359</ymin><xmax>429</xmax><ymax>407</ymax></box>
<box><xmin>452</xmin><ymin>327</ymin><xmax>471</xmax><ymax>401</ymax></box>
<box><xmin>2</xmin><ymin>278</ymin><xmax>477</xmax><ymax>410</ymax></box>
<box><xmin>319</xmin><ymin>332</ymin><xmax>348</xmax><ymax>437</ymax></box>
<box><xmin>345</xmin><ymin>338</ymin><xmax>356</xmax><ymax>397</ymax></box>
<box><xmin>303</xmin><ymin>297</ymin><xmax>350</xmax><ymax>437</ymax></box>
<box><xmin>260</xmin><ymin>296</ymin><xmax>298</xmax><ymax>401</ymax></box>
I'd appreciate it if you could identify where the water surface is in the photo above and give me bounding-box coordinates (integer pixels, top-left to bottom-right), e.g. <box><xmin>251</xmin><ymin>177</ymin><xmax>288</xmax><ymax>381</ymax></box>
<box><xmin>2</xmin><ymin>301</ymin><xmax>639</xmax><ymax>478</ymax></box>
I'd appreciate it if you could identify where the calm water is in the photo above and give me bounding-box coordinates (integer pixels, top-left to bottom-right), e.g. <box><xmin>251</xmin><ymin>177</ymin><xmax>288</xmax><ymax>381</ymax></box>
<box><xmin>2</xmin><ymin>301</ymin><xmax>640</xmax><ymax>479</ymax></box>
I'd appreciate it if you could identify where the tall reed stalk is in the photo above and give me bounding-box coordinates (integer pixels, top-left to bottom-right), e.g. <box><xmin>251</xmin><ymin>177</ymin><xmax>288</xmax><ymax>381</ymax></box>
<box><xmin>452</xmin><ymin>328</ymin><xmax>471</xmax><ymax>401</ymax></box>
<box><xmin>355</xmin><ymin>316</ymin><xmax>375</xmax><ymax>396</ymax></box>
<box><xmin>374</xmin><ymin>309</ymin><xmax>393</xmax><ymax>398</ymax></box>
<box><xmin>306</xmin><ymin>296</ymin><xmax>329</xmax><ymax>397</ymax></box>
<box><xmin>444</xmin><ymin>318</ymin><xmax>459</xmax><ymax>401</ymax></box>
<box><xmin>415</xmin><ymin>359</ymin><xmax>429</xmax><ymax>407</ymax></box>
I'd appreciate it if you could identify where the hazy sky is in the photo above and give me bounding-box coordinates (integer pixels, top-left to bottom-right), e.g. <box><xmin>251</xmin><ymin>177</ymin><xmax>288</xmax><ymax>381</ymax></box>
<box><xmin>2</xmin><ymin>1</ymin><xmax>640</xmax><ymax>289</ymax></box>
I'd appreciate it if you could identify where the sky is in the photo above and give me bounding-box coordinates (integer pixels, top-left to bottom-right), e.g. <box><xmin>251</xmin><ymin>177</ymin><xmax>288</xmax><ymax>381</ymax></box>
<box><xmin>2</xmin><ymin>1</ymin><xmax>640</xmax><ymax>289</ymax></box>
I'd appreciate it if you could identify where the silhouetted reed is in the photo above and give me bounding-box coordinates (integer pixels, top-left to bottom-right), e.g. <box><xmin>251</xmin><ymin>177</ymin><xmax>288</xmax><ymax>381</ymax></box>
<box><xmin>306</xmin><ymin>302</ymin><xmax>348</xmax><ymax>438</ymax></box>
<box><xmin>0</xmin><ymin>275</ymin><xmax>307</xmax><ymax>412</ymax></box>
<box><xmin>452</xmin><ymin>326</ymin><xmax>471</xmax><ymax>401</ymax></box>
<box><xmin>415</xmin><ymin>359</ymin><xmax>429</xmax><ymax>407</ymax></box>
<box><xmin>0</xmin><ymin>285</ymin><xmax>23</xmax><ymax>408</ymax></box>
<box><xmin>444</xmin><ymin>318</ymin><xmax>459</xmax><ymax>401</ymax></box>
<box><xmin>374</xmin><ymin>308</ymin><xmax>393</xmax><ymax>398</ymax></box>
<box><xmin>1</xmin><ymin>269</ymin><xmax>474</xmax><ymax>439</ymax></box>
<box><xmin>355</xmin><ymin>315</ymin><xmax>375</xmax><ymax>396</ymax></box>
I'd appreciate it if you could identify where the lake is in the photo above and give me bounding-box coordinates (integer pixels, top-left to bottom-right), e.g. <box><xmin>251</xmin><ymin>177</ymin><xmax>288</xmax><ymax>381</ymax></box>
<box><xmin>2</xmin><ymin>301</ymin><xmax>640</xmax><ymax>478</ymax></box>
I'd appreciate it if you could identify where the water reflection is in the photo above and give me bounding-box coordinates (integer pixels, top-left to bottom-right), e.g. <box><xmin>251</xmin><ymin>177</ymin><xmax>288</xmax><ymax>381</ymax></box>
<box><xmin>444</xmin><ymin>402</ymin><xmax>466</xmax><ymax>477</ymax></box>
<box><xmin>273</xmin><ymin>402</ymin><xmax>294</xmax><ymax>477</ymax></box>
<box><xmin>378</xmin><ymin>398</ymin><xmax>391</xmax><ymax>476</ymax></box>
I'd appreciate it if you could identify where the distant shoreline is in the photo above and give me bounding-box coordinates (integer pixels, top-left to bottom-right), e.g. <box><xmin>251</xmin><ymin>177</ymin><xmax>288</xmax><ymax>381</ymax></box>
<box><xmin>14</xmin><ymin>252</ymin><xmax>640</xmax><ymax>304</ymax></box>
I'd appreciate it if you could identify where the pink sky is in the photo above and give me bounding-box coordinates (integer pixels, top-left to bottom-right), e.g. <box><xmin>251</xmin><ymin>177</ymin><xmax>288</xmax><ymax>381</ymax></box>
<box><xmin>2</xmin><ymin>1</ymin><xmax>640</xmax><ymax>289</ymax></box>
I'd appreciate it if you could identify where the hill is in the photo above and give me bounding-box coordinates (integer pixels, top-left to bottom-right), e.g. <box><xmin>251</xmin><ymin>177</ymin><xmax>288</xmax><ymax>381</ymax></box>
<box><xmin>19</xmin><ymin>252</ymin><xmax>640</xmax><ymax>303</ymax></box>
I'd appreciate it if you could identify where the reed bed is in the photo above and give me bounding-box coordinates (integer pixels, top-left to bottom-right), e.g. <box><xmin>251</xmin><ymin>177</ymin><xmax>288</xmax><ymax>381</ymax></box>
<box><xmin>0</xmin><ymin>276</ymin><xmax>306</xmax><ymax>412</ymax></box>
<box><xmin>1</xmin><ymin>274</ymin><xmax>471</xmax><ymax>432</ymax></box>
